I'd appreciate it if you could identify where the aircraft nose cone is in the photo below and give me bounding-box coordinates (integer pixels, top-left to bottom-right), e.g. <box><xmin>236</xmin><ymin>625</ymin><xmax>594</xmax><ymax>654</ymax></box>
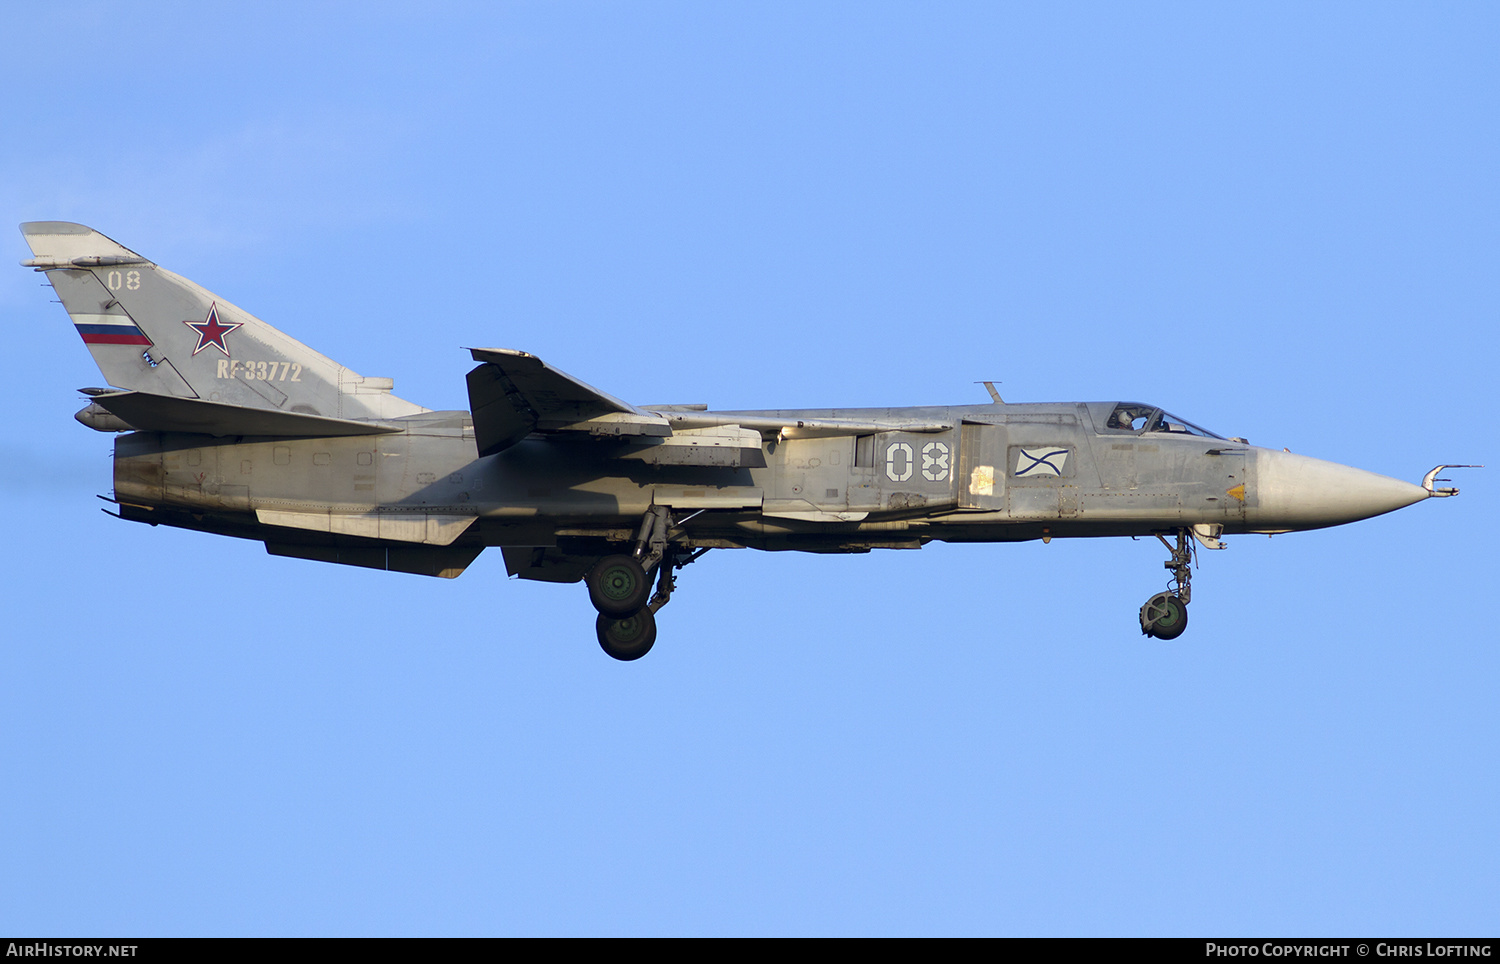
<box><xmin>1252</xmin><ymin>449</ymin><xmax>1429</xmax><ymax>531</ymax></box>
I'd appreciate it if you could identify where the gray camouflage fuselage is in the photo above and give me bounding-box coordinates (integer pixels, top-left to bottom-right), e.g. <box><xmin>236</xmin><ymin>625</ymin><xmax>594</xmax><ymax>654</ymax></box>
<box><xmin>109</xmin><ymin>400</ymin><xmax>1431</xmax><ymax>581</ymax></box>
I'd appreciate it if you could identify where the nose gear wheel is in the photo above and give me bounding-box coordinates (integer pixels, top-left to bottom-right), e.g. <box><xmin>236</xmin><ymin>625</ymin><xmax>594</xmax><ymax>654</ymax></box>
<box><xmin>1140</xmin><ymin>591</ymin><xmax>1188</xmax><ymax>639</ymax></box>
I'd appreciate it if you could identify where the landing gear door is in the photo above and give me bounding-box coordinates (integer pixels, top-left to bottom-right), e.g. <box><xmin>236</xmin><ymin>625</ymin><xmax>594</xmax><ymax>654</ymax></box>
<box><xmin>958</xmin><ymin>422</ymin><xmax>1006</xmax><ymax>510</ymax></box>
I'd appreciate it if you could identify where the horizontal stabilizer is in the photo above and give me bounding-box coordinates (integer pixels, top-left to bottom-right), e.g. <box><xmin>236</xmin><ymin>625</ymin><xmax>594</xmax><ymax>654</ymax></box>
<box><xmin>466</xmin><ymin>348</ymin><xmax>665</xmax><ymax>456</ymax></box>
<box><xmin>94</xmin><ymin>391</ymin><xmax>399</xmax><ymax>437</ymax></box>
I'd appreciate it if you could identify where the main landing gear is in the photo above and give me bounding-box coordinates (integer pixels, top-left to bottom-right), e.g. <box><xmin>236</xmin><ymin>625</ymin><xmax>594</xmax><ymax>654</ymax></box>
<box><xmin>584</xmin><ymin>506</ymin><xmax>707</xmax><ymax>661</ymax></box>
<box><xmin>1139</xmin><ymin>529</ymin><xmax>1194</xmax><ymax>640</ymax></box>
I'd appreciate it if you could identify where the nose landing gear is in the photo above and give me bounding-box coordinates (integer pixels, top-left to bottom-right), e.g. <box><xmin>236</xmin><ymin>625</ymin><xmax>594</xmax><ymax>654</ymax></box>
<box><xmin>1140</xmin><ymin>530</ymin><xmax>1194</xmax><ymax>639</ymax></box>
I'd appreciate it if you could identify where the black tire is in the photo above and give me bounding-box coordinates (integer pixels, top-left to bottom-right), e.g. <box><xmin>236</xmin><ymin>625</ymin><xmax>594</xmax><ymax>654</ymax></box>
<box><xmin>596</xmin><ymin>609</ymin><xmax>657</xmax><ymax>661</ymax></box>
<box><xmin>587</xmin><ymin>554</ymin><xmax>649</xmax><ymax>617</ymax></box>
<box><xmin>1140</xmin><ymin>592</ymin><xmax>1189</xmax><ymax>640</ymax></box>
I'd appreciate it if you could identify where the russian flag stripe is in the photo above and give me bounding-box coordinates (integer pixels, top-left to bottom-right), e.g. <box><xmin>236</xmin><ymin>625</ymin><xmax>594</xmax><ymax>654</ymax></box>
<box><xmin>74</xmin><ymin>323</ymin><xmax>145</xmax><ymax>334</ymax></box>
<box><xmin>72</xmin><ymin>313</ymin><xmax>140</xmax><ymax>327</ymax></box>
<box><xmin>79</xmin><ymin>331</ymin><xmax>153</xmax><ymax>345</ymax></box>
<box><xmin>71</xmin><ymin>312</ymin><xmax>151</xmax><ymax>346</ymax></box>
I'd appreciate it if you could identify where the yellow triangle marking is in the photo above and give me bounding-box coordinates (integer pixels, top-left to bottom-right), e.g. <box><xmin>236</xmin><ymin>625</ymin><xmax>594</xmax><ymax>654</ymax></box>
<box><xmin>1227</xmin><ymin>483</ymin><xmax>1246</xmax><ymax>502</ymax></box>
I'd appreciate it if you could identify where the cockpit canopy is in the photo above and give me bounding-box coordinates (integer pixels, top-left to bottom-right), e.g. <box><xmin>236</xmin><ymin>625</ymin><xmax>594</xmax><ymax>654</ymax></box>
<box><xmin>1100</xmin><ymin>402</ymin><xmax>1224</xmax><ymax>440</ymax></box>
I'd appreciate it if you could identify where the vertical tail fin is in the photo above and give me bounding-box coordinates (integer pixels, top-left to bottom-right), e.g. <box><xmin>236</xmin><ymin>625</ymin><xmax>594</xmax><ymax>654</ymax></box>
<box><xmin>21</xmin><ymin>222</ymin><xmax>425</xmax><ymax>421</ymax></box>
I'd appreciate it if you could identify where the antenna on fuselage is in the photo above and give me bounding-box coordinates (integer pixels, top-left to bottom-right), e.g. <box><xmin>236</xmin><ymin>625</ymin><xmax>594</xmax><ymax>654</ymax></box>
<box><xmin>976</xmin><ymin>381</ymin><xmax>1004</xmax><ymax>404</ymax></box>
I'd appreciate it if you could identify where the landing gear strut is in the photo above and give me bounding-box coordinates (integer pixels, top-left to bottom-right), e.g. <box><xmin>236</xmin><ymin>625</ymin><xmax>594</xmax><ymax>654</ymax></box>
<box><xmin>1140</xmin><ymin>529</ymin><xmax>1193</xmax><ymax>639</ymax></box>
<box><xmin>588</xmin><ymin>506</ymin><xmax>709</xmax><ymax>660</ymax></box>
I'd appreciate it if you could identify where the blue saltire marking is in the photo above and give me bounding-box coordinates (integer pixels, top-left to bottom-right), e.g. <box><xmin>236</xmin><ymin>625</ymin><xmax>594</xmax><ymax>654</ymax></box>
<box><xmin>1015</xmin><ymin>449</ymin><xmax>1068</xmax><ymax>476</ymax></box>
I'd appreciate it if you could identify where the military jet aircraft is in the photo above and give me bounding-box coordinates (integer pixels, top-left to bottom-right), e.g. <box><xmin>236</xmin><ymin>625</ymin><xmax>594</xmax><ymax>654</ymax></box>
<box><xmin>22</xmin><ymin>221</ymin><xmax>1473</xmax><ymax>659</ymax></box>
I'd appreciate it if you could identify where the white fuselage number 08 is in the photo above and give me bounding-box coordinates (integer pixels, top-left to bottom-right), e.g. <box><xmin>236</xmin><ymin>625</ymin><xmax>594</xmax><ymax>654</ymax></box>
<box><xmin>885</xmin><ymin>441</ymin><xmax>951</xmax><ymax>483</ymax></box>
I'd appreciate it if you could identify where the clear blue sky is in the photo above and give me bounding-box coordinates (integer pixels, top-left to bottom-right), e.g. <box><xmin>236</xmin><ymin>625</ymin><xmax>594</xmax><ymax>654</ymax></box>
<box><xmin>1</xmin><ymin>2</ymin><xmax>1495</xmax><ymax>936</ymax></box>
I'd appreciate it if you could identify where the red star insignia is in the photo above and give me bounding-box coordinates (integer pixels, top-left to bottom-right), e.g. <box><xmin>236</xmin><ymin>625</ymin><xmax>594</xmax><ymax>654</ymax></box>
<box><xmin>184</xmin><ymin>302</ymin><xmax>243</xmax><ymax>357</ymax></box>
